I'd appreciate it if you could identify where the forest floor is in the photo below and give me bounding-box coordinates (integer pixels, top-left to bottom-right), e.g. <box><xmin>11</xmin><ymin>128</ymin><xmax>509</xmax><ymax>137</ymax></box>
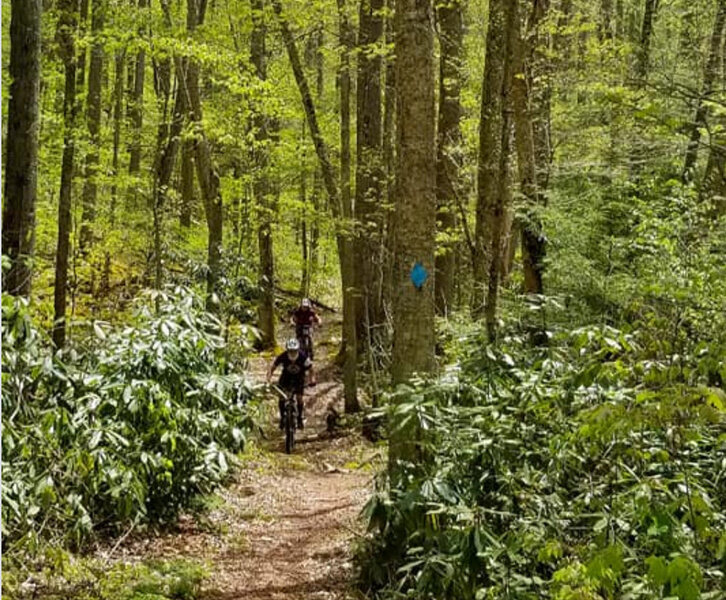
<box><xmin>105</xmin><ymin>319</ymin><xmax>380</xmax><ymax>600</ymax></box>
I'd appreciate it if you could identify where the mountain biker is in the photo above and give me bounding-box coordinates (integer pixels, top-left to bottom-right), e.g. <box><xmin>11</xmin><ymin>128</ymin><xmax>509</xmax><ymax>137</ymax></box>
<box><xmin>290</xmin><ymin>299</ymin><xmax>321</xmax><ymax>383</ymax></box>
<box><xmin>266</xmin><ymin>338</ymin><xmax>312</xmax><ymax>430</ymax></box>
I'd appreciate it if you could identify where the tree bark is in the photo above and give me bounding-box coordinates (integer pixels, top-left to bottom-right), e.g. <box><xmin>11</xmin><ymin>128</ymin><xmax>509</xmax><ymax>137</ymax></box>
<box><xmin>53</xmin><ymin>0</ymin><xmax>79</xmax><ymax>348</ymax></box>
<box><xmin>338</xmin><ymin>0</ymin><xmax>360</xmax><ymax>412</ymax></box>
<box><xmin>2</xmin><ymin>0</ymin><xmax>42</xmax><ymax>297</ymax></box>
<box><xmin>390</xmin><ymin>0</ymin><xmax>436</xmax><ymax>384</ymax></box>
<box><xmin>434</xmin><ymin>0</ymin><xmax>463</xmax><ymax>315</ymax></box>
<box><xmin>80</xmin><ymin>0</ymin><xmax>106</xmax><ymax>250</ymax></box>
<box><xmin>682</xmin><ymin>0</ymin><xmax>726</xmax><ymax>182</ymax></box>
<box><xmin>355</xmin><ymin>0</ymin><xmax>385</xmax><ymax>340</ymax></box>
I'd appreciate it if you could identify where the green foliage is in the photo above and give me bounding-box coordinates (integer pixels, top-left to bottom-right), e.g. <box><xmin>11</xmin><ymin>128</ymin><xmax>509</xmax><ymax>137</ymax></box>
<box><xmin>1</xmin><ymin>287</ymin><xmax>261</xmax><ymax>554</ymax></box>
<box><xmin>2</xmin><ymin>548</ymin><xmax>207</xmax><ymax>600</ymax></box>
<box><xmin>357</xmin><ymin>316</ymin><xmax>726</xmax><ymax>599</ymax></box>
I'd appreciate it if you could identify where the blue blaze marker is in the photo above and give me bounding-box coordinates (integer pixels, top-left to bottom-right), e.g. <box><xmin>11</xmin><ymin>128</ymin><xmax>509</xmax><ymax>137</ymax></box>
<box><xmin>410</xmin><ymin>262</ymin><xmax>428</xmax><ymax>290</ymax></box>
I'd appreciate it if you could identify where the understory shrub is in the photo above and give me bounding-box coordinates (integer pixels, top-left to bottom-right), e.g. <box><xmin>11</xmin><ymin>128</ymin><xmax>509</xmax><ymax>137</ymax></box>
<box><xmin>1</xmin><ymin>287</ymin><xmax>261</xmax><ymax>554</ymax></box>
<box><xmin>358</xmin><ymin>319</ymin><xmax>726</xmax><ymax>599</ymax></box>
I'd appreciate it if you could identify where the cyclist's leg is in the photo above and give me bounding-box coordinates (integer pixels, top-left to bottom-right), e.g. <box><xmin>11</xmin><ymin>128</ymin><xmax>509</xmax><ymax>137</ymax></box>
<box><xmin>295</xmin><ymin>387</ymin><xmax>305</xmax><ymax>429</ymax></box>
<box><xmin>278</xmin><ymin>386</ymin><xmax>290</xmax><ymax>429</ymax></box>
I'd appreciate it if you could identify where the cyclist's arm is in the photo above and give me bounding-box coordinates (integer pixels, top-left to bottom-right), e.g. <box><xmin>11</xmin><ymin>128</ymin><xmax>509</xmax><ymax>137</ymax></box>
<box><xmin>267</xmin><ymin>355</ymin><xmax>282</xmax><ymax>383</ymax></box>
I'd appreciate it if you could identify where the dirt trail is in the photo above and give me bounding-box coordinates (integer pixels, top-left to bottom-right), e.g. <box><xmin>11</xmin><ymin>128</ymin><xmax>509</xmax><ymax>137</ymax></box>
<box><xmin>114</xmin><ymin>321</ymin><xmax>379</xmax><ymax>600</ymax></box>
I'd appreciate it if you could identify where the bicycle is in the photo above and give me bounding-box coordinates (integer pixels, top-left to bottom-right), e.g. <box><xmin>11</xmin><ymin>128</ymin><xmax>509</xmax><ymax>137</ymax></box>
<box><xmin>278</xmin><ymin>387</ymin><xmax>299</xmax><ymax>454</ymax></box>
<box><xmin>297</xmin><ymin>325</ymin><xmax>314</xmax><ymax>360</ymax></box>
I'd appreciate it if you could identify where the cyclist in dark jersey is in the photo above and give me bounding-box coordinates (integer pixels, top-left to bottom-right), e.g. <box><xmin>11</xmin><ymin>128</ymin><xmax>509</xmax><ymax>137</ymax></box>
<box><xmin>266</xmin><ymin>338</ymin><xmax>312</xmax><ymax>429</ymax></box>
<box><xmin>290</xmin><ymin>298</ymin><xmax>321</xmax><ymax>383</ymax></box>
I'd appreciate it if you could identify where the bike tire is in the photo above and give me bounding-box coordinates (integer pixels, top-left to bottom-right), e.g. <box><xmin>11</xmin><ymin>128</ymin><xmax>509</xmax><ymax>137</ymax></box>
<box><xmin>285</xmin><ymin>403</ymin><xmax>295</xmax><ymax>454</ymax></box>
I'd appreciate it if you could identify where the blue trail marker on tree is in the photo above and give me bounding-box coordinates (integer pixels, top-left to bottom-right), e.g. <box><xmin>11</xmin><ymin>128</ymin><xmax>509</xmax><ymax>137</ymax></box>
<box><xmin>410</xmin><ymin>262</ymin><xmax>429</xmax><ymax>290</ymax></box>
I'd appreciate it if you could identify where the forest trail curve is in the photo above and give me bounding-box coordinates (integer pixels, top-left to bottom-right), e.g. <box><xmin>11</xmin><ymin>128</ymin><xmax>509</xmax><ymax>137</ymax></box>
<box><xmin>111</xmin><ymin>320</ymin><xmax>379</xmax><ymax>600</ymax></box>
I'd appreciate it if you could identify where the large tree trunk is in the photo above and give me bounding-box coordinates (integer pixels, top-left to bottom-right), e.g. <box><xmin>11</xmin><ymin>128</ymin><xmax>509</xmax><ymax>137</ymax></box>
<box><xmin>80</xmin><ymin>0</ymin><xmax>106</xmax><ymax>251</ymax></box>
<box><xmin>250</xmin><ymin>0</ymin><xmax>276</xmax><ymax>349</ymax></box>
<box><xmin>682</xmin><ymin>0</ymin><xmax>726</xmax><ymax>182</ymax></box>
<box><xmin>355</xmin><ymin>0</ymin><xmax>385</xmax><ymax>341</ymax></box>
<box><xmin>434</xmin><ymin>0</ymin><xmax>463</xmax><ymax>315</ymax></box>
<box><xmin>338</xmin><ymin>0</ymin><xmax>359</xmax><ymax>411</ymax></box>
<box><xmin>390</xmin><ymin>0</ymin><xmax>436</xmax><ymax>384</ymax></box>
<box><xmin>2</xmin><ymin>0</ymin><xmax>42</xmax><ymax>297</ymax></box>
<box><xmin>53</xmin><ymin>0</ymin><xmax>79</xmax><ymax>349</ymax></box>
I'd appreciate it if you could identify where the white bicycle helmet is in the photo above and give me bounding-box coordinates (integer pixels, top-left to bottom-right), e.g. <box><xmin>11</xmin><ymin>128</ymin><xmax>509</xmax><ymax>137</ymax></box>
<box><xmin>301</xmin><ymin>298</ymin><xmax>311</xmax><ymax>308</ymax></box>
<box><xmin>286</xmin><ymin>338</ymin><xmax>300</xmax><ymax>351</ymax></box>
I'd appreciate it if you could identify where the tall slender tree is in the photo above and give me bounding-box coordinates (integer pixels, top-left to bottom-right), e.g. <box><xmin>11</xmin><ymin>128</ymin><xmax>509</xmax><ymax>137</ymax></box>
<box><xmin>390</xmin><ymin>0</ymin><xmax>437</xmax><ymax>384</ymax></box>
<box><xmin>473</xmin><ymin>0</ymin><xmax>517</xmax><ymax>338</ymax></box>
<box><xmin>80</xmin><ymin>0</ymin><xmax>106</xmax><ymax>251</ymax></box>
<box><xmin>682</xmin><ymin>0</ymin><xmax>726</xmax><ymax>181</ymax></box>
<box><xmin>338</xmin><ymin>0</ymin><xmax>359</xmax><ymax>409</ymax></box>
<box><xmin>434</xmin><ymin>0</ymin><xmax>463</xmax><ymax>315</ymax></box>
<box><xmin>128</xmin><ymin>0</ymin><xmax>148</xmax><ymax>184</ymax></box>
<box><xmin>275</xmin><ymin>0</ymin><xmax>360</xmax><ymax>411</ymax></box>
<box><xmin>251</xmin><ymin>0</ymin><xmax>276</xmax><ymax>348</ymax></box>
<box><xmin>513</xmin><ymin>0</ymin><xmax>550</xmax><ymax>297</ymax></box>
<box><xmin>53</xmin><ymin>0</ymin><xmax>80</xmax><ymax>348</ymax></box>
<box><xmin>2</xmin><ymin>0</ymin><xmax>42</xmax><ymax>297</ymax></box>
<box><xmin>185</xmin><ymin>0</ymin><xmax>224</xmax><ymax>304</ymax></box>
<box><xmin>355</xmin><ymin>0</ymin><xmax>385</xmax><ymax>338</ymax></box>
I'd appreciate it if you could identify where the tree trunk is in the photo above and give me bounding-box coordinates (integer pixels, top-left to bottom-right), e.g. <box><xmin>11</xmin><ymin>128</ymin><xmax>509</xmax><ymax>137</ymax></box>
<box><xmin>275</xmin><ymin>0</ymin><xmax>361</xmax><ymax>411</ymax></box>
<box><xmin>381</xmin><ymin>0</ymin><xmax>396</xmax><ymax>316</ymax></box>
<box><xmin>180</xmin><ymin>138</ymin><xmax>196</xmax><ymax>227</ymax></box>
<box><xmin>637</xmin><ymin>0</ymin><xmax>658</xmax><ymax>80</ymax></box>
<box><xmin>272</xmin><ymin>0</ymin><xmax>340</xmax><ymax>213</ymax></box>
<box><xmin>390</xmin><ymin>0</ymin><xmax>436</xmax><ymax>384</ymax></box>
<box><xmin>338</xmin><ymin>0</ymin><xmax>360</xmax><ymax>412</ymax></box>
<box><xmin>682</xmin><ymin>0</ymin><xmax>726</xmax><ymax>182</ymax></box>
<box><xmin>473</xmin><ymin>0</ymin><xmax>507</xmax><ymax>317</ymax></box>
<box><xmin>128</xmin><ymin>0</ymin><xmax>148</xmax><ymax>183</ymax></box>
<box><xmin>80</xmin><ymin>0</ymin><xmax>106</xmax><ymax>251</ymax></box>
<box><xmin>149</xmin><ymin>0</ymin><xmax>180</xmax><ymax>293</ymax></box>
<box><xmin>434</xmin><ymin>0</ymin><xmax>463</xmax><ymax>315</ymax></box>
<box><xmin>186</xmin><ymin>0</ymin><xmax>224</xmax><ymax>305</ymax></box>
<box><xmin>53</xmin><ymin>0</ymin><xmax>79</xmax><ymax>349</ymax></box>
<box><xmin>2</xmin><ymin>0</ymin><xmax>42</xmax><ymax>297</ymax></box>
<box><xmin>513</xmin><ymin>0</ymin><xmax>549</xmax><ymax>297</ymax></box>
<box><xmin>355</xmin><ymin>0</ymin><xmax>385</xmax><ymax>341</ymax></box>
<box><xmin>103</xmin><ymin>49</ymin><xmax>125</xmax><ymax>291</ymax></box>
<box><xmin>473</xmin><ymin>0</ymin><xmax>517</xmax><ymax>339</ymax></box>
<box><xmin>250</xmin><ymin>0</ymin><xmax>276</xmax><ymax>349</ymax></box>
